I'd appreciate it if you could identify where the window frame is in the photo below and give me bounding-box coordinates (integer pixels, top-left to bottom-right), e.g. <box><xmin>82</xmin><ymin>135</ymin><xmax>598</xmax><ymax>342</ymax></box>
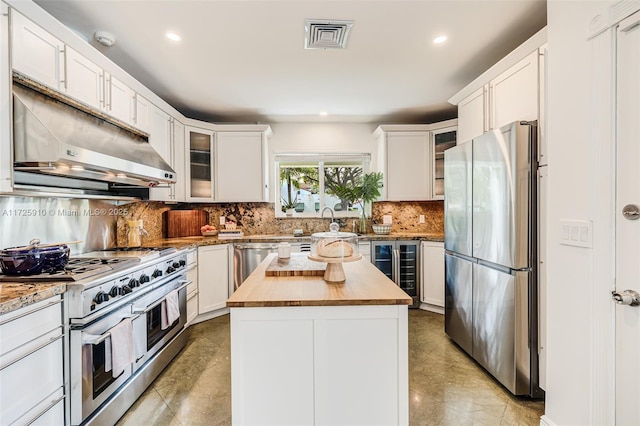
<box><xmin>274</xmin><ymin>153</ymin><xmax>371</xmax><ymax>218</ymax></box>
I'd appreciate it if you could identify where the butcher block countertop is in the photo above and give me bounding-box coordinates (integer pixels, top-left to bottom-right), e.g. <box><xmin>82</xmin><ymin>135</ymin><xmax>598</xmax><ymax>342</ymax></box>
<box><xmin>227</xmin><ymin>253</ymin><xmax>412</xmax><ymax>308</ymax></box>
<box><xmin>0</xmin><ymin>282</ymin><xmax>66</xmax><ymax>315</ymax></box>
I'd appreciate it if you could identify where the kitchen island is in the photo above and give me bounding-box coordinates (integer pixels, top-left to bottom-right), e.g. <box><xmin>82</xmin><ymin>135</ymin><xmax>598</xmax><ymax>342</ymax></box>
<box><xmin>227</xmin><ymin>253</ymin><xmax>412</xmax><ymax>425</ymax></box>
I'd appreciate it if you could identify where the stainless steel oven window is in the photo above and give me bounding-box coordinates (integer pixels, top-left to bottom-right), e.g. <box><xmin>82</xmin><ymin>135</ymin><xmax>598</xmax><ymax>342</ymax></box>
<box><xmin>70</xmin><ymin>304</ymin><xmax>134</xmax><ymax>425</ymax></box>
<box><xmin>131</xmin><ymin>275</ymin><xmax>188</xmax><ymax>371</ymax></box>
<box><xmin>146</xmin><ymin>299</ymin><xmax>180</xmax><ymax>350</ymax></box>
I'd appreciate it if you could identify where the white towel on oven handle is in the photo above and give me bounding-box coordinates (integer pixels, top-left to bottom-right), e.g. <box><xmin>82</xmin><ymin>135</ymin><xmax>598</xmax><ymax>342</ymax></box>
<box><xmin>109</xmin><ymin>317</ymin><xmax>134</xmax><ymax>378</ymax></box>
<box><xmin>161</xmin><ymin>289</ymin><xmax>180</xmax><ymax>330</ymax></box>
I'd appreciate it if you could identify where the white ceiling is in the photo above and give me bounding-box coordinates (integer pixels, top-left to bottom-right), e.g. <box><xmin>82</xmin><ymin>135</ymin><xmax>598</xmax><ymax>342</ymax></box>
<box><xmin>34</xmin><ymin>0</ymin><xmax>547</xmax><ymax>124</ymax></box>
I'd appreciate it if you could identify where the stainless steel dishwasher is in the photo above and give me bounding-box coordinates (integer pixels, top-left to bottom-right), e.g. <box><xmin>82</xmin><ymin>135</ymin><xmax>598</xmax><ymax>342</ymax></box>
<box><xmin>233</xmin><ymin>241</ymin><xmax>311</xmax><ymax>289</ymax></box>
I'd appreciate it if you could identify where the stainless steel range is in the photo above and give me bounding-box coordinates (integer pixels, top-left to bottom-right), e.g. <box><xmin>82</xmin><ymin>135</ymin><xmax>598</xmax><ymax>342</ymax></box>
<box><xmin>63</xmin><ymin>247</ymin><xmax>190</xmax><ymax>426</ymax></box>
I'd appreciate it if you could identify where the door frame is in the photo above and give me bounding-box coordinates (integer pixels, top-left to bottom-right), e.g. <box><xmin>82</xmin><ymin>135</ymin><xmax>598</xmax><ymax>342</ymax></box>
<box><xmin>568</xmin><ymin>4</ymin><xmax>640</xmax><ymax>425</ymax></box>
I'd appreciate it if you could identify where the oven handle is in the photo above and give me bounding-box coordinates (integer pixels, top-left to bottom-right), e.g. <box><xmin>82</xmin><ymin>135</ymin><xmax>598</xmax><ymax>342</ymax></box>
<box><xmin>132</xmin><ymin>281</ymin><xmax>191</xmax><ymax>316</ymax></box>
<box><xmin>82</xmin><ymin>314</ymin><xmax>140</xmax><ymax>345</ymax></box>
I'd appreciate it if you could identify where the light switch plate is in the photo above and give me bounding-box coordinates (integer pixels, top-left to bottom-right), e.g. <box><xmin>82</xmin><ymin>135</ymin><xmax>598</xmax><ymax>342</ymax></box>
<box><xmin>419</xmin><ymin>215</ymin><xmax>425</xmax><ymax>224</ymax></box>
<box><xmin>559</xmin><ymin>220</ymin><xmax>593</xmax><ymax>248</ymax></box>
<box><xmin>383</xmin><ymin>215</ymin><xmax>392</xmax><ymax>225</ymax></box>
<box><xmin>219</xmin><ymin>216</ymin><xmax>226</xmax><ymax>225</ymax></box>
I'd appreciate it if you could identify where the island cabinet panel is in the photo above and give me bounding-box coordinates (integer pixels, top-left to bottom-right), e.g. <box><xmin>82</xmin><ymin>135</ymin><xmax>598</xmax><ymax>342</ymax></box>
<box><xmin>233</xmin><ymin>317</ymin><xmax>315</xmax><ymax>425</ymax></box>
<box><xmin>230</xmin><ymin>305</ymin><xmax>408</xmax><ymax>425</ymax></box>
<box><xmin>314</xmin><ymin>316</ymin><xmax>402</xmax><ymax>425</ymax></box>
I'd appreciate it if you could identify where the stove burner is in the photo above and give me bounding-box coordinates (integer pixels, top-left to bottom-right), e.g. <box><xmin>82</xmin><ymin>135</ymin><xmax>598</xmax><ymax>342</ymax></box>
<box><xmin>0</xmin><ymin>256</ymin><xmax>138</xmax><ymax>282</ymax></box>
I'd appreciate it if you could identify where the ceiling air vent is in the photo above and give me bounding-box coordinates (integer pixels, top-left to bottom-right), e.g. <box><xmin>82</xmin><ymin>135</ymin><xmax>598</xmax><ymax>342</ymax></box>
<box><xmin>304</xmin><ymin>19</ymin><xmax>354</xmax><ymax>50</ymax></box>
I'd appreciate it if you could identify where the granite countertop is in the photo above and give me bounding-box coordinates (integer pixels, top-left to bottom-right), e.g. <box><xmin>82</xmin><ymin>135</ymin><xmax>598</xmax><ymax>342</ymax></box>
<box><xmin>0</xmin><ymin>232</ymin><xmax>443</xmax><ymax>314</ymax></box>
<box><xmin>227</xmin><ymin>253</ymin><xmax>412</xmax><ymax>308</ymax></box>
<box><xmin>146</xmin><ymin>232</ymin><xmax>444</xmax><ymax>249</ymax></box>
<box><xmin>0</xmin><ymin>282</ymin><xmax>66</xmax><ymax>315</ymax></box>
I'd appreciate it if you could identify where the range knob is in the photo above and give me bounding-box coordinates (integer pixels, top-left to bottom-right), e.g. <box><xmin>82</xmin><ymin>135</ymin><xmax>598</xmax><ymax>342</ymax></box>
<box><xmin>93</xmin><ymin>291</ymin><xmax>109</xmax><ymax>304</ymax></box>
<box><xmin>166</xmin><ymin>266</ymin><xmax>175</xmax><ymax>274</ymax></box>
<box><xmin>129</xmin><ymin>278</ymin><xmax>140</xmax><ymax>288</ymax></box>
<box><xmin>179</xmin><ymin>259</ymin><xmax>186</xmax><ymax>267</ymax></box>
<box><xmin>109</xmin><ymin>286</ymin><xmax>120</xmax><ymax>297</ymax></box>
<box><xmin>172</xmin><ymin>261</ymin><xmax>180</xmax><ymax>269</ymax></box>
<box><xmin>121</xmin><ymin>285</ymin><xmax>133</xmax><ymax>295</ymax></box>
<box><xmin>152</xmin><ymin>269</ymin><xmax>163</xmax><ymax>279</ymax></box>
<box><xmin>139</xmin><ymin>274</ymin><xmax>150</xmax><ymax>284</ymax></box>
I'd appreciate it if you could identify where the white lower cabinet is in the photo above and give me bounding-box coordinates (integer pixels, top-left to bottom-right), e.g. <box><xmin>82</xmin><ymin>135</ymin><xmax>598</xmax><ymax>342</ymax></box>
<box><xmin>0</xmin><ymin>296</ymin><xmax>65</xmax><ymax>426</ymax></box>
<box><xmin>185</xmin><ymin>249</ymin><xmax>199</xmax><ymax>325</ymax></box>
<box><xmin>197</xmin><ymin>244</ymin><xmax>231</xmax><ymax>315</ymax></box>
<box><xmin>420</xmin><ymin>241</ymin><xmax>445</xmax><ymax>311</ymax></box>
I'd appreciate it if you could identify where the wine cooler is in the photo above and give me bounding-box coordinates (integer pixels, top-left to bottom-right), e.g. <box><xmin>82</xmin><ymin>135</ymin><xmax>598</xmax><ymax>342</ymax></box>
<box><xmin>370</xmin><ymin>240</ymin><xmax>420</xmax><ymax>308</ymax></box>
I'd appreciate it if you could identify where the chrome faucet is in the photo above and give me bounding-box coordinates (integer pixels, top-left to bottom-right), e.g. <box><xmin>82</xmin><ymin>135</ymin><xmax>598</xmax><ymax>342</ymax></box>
<box><xmin>321</xmin><ymin>206</ymin><xmax>335</xmax><ymax>223</ymax></box>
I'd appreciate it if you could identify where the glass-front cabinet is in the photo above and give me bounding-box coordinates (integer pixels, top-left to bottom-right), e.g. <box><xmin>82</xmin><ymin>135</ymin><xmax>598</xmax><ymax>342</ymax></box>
<box><xmin>431</xmin><ymin>126</ymin><xmax>457</xmax><ymax>200</ymax></box>
<box><xmin>185</xmin><ymin>126</ymin><xmax>214</xmax><ymax>201</ymax></box>
<box><xmin>371</xmin><ymin>240</ymin><xmax>420</xmax><ymax>308</ymax></box>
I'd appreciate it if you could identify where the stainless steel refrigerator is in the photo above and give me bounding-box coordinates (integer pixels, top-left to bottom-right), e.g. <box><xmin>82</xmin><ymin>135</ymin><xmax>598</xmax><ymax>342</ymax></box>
<box><xmin>444</xmin><ymin>121</ymin><xmax>543</xmax><ymax>398</ymax></box>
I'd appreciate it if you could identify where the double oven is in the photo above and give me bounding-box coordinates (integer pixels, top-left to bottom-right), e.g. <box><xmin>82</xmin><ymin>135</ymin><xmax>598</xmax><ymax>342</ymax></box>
<box><xmin>63</xmin><ymin>248</ymin><xmax>189</xmax><ymax>425</ymax></box>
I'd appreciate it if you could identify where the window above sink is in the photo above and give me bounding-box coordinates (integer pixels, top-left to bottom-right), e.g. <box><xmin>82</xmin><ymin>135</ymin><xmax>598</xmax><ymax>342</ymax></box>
<box><xmin>275</xmin><ymin>153</ymin><xmax>371</xmax><ymax>218</ymax></box>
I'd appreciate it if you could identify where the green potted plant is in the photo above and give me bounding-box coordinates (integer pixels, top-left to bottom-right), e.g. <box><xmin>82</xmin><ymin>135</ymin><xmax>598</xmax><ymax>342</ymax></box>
<box><xmin>333</xmin><ymin>172</ymin><xmax>383</xmax><ymax>233</ymax></box>
<box><xmin>281</xmin><ymin>197</ymin><xmax>298</xmax><ymax>216</ymax></box>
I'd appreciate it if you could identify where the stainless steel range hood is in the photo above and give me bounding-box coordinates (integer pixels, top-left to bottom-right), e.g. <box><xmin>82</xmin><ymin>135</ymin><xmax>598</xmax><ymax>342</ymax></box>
<box><xmin>12</xmin><ymin>82</ymin><xmax>176</xmax><ymax>196</ymax></box>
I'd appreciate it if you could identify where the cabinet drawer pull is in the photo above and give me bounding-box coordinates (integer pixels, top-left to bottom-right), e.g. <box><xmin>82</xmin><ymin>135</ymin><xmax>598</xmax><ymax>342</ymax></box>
<box><xmin>24</xmin><ymin>392</ymin><xmax>65</xmax><ymax>426</ymax></box>
<box><xmin>0</xmin><ymin>333</ymin><xmax>64</xmax><ymax>371</ymax></box>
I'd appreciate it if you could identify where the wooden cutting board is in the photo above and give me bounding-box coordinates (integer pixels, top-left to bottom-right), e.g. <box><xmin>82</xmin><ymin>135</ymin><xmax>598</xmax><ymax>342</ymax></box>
<box><xmin>165</xmin><ymin>210</ymin><xmax>209</xmax><ymax>238</ymax></box>
<box><xmin>265</xmin><ymin>253</ymin><xmax>326</xmax><ymax>277</ymax></box>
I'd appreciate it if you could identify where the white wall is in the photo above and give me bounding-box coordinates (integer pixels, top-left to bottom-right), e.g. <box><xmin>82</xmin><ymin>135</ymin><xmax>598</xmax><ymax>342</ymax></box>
<box><xmin>545</xmin><ymin>1</ymin><xmax>616</xmax><ymax>424</ymax></box>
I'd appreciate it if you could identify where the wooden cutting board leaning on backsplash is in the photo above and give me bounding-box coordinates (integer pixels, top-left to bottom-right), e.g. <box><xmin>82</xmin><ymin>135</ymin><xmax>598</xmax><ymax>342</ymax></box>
<box><xmin>165</xmin><ymin>210</ymin><xmax>209</xmax><ymax>238</ymax></box>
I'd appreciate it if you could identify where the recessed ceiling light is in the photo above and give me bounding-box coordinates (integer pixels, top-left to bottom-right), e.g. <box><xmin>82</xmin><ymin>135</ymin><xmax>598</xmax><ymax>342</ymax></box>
<box><xmin>433</xmin><ymin>35</ymin><xmax>447</xmax><ymax>44</ymax></box>
<box><xmin>166</xmin><ymin>32</ymin><xmax>181</xmax><ymax>42</ymax></box>
<box><xmin>319</xmin><ymin>111</ymin><xmax>328</xmax><ymax>116</ymax></box>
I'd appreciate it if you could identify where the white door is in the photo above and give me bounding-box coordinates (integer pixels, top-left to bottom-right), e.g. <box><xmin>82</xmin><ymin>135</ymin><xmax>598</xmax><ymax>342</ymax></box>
<box><xmin>615</xmin><ymin>11</ymin><xmax>640</xmax><ymax>425</ymax></box>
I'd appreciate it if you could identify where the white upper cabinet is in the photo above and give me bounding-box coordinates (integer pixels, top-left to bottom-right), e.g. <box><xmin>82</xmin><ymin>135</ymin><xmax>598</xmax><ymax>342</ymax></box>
<box><xmin>185</xmin><ymin>126</ymin><xmax>215</xmax><ymax>202</ymax></box>
<box><xmin>65</xmin><ymin>50</ymin><xmax>133</xmax><ymax>126</ymax></box>
<box><xmin>450</xmin><ymin>29</ymin><xmax>546</xmax><ymax>143</ymax></box>
<box><xmin>430</xmin><ymin>123</ymin><xmax>457</xmax><ymax>200</ymax></box>
<box><xmin>1</xmin><ymin>3</ymin><xmax>12</xmax><ymax>193</ymax></box>
<box><xmin>215</xmin><ymin>131</ymin><xmax>268</xmax><ymax>202</ymax></box>
<box><xmin>375</xmin><ymin>127</ymin><xmax>431</xmax><ymax>201</ymax></box>
<box><xmin>489</xmin><ymin>50</ymin><xmax>539</xmax><ymax>130</ymax></box>
<box><xmin>172</xmin><ymin>119</ymin><xmax>186</xmax><ymax>202</ymax></box>
<box><xmin>64</xmin><ymin>46</ymin><xmax>103</xmax><ymax>110</ymax></box>
<box><xmin>11</xmin><ymin>10</ymin><xmax>63</xmax><ymax>91</ymax></box>
<box><xmin>374</xmin><ymin>121</ymin><xmax>456</xmax><ymax>201</ymax></box>
<box><xmin>11</xmin><ymin>11</ymin><xmax>151</xmax><ymax>132</ymax></box>
<box><xmin>149</xmin><ymin>106</ymin><xmax>182</xmax><ymax>202</ymax></box>
<box><xmin>455</xmin><ymin>50</ymin><xmax>540</xmax><ymax>142</ymax></box>
<box><xmin>105</xmin><ymin>73</ymin><xmax>133</xmax><ymax>124</ymax></box>
<box><xmin>133</xmin><ymin>93</ymin><xmax>152</xmax><ymax>134</ymax></box>
<box><xmin>457</xmin><ymin>86</ymin><xmax>486</xmax><ymax>143</ymax></box>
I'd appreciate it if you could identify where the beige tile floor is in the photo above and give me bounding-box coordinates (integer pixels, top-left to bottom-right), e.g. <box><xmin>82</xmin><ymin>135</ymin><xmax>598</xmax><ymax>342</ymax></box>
<box><xmin>117</xmin><ymin>310</ymin><xmax>544</xmax><ymax>426</ymax></box>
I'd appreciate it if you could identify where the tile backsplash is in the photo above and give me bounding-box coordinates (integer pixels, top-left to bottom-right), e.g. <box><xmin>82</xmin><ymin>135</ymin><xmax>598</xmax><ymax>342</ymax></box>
<box><xmin>116</xmin><ymin>200</ymin><xmax>443</xmax><ymax>245</ymax></box>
